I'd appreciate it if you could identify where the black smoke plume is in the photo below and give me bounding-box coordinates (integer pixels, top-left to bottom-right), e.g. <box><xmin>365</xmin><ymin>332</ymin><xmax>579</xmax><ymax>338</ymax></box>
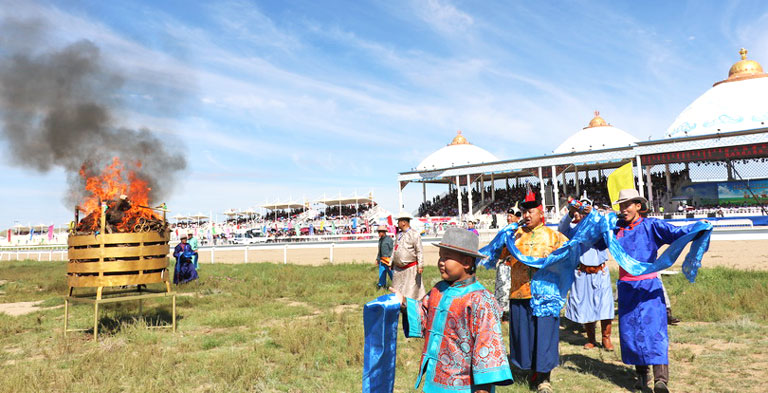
<box><xmin>0</xmin><ymin>18</ymin><xmax>187</xmax><ymax>207</ymax></box>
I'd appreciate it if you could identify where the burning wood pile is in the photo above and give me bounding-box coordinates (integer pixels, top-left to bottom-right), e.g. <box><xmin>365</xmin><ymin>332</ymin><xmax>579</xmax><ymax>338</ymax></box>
<box><xmin>73</xmin><ymin>157</ymin><xmax>168</xmax><ymax>235</ymax></box>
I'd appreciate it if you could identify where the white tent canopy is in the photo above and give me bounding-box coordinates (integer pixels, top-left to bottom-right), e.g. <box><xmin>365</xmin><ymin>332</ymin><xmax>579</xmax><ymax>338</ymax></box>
<box><xmin>317</xmin><ymin>196</ymin><xmax>374</xmax><ymax>206</ymax></box>
<box><xmin>261</xmin><ymin>202</ymin><xmax>303</xmax><ymax>210</ymax></box>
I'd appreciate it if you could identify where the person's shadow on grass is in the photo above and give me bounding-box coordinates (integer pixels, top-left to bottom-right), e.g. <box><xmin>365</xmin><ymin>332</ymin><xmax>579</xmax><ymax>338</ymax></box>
<box><xmin>560</xmin><ymin>353</ymin><xmax>637</xmax><ymax>391</ymax></box>
<box><xmin>559</xmin><ymin>319</ymin><xmax>590</xmax><ymax>347</ymax></box>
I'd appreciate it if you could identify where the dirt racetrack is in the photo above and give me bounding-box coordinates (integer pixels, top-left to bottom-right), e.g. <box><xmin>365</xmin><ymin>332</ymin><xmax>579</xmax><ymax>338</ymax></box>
<box><xmin>196</xmin><ymin>239</ymin><xmax>768</xmax><ymax>270</ymax></box>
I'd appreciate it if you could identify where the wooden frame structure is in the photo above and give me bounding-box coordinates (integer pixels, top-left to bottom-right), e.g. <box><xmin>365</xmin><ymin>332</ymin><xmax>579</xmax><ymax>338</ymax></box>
<box><xmin>65</xmin><ymin>204</ymin><xmax>176</xmax><ymax>340</ymax></box>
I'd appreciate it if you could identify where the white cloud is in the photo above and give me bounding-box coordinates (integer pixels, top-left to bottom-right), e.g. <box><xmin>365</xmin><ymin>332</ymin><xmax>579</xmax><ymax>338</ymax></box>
<box><xmin>413</xmin><ymin>0</ymin><xmax>474</xmax><ymax>34</ymax></box>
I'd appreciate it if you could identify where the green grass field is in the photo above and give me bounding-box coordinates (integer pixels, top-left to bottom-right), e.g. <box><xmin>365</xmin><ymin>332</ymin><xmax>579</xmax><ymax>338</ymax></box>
<box><xmin>1</xmin><ymin>260</ymin><xmax>767</xmax><ymax>393</ymax></box>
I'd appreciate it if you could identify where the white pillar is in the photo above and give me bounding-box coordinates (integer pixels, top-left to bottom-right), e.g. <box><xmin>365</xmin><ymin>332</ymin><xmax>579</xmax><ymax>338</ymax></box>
<box><xmin>398</xmin><ymin>182</ymin><xmax>404</xmax><ymax>212</ymax></box>
<box><xmin>665</xmin><ymin>164</ymin><xmax>672</xmax><ymax>191</ymax></box>
<box><xmin>422</xmin><ymin>182</ymin><xmax>426</xmax><ymax>204</ymax></box>
<box><xmin>551</xmin><ymin>165</ymin><xmax>560</xmax><ymax>217</ymax></box>
<box><xmin>491</xmin><ymin>173</ymin><xmax>495</xmax><ymax>201</ymax></box>
<box><xmin>467</xmin><ymin>174</ymin><xmax>473</xmax><ymax>216</ymax></box>
<box><xmin>575</xmin><ymin>165</ymin><xmax>580</xmax><ymax>197</ymax></box>
<box><xmin>538</xmin><ymin>167</ymin><xmax>546</xmax><ymax>206</ymax></box>
<box><xmin>646</xmin><ymin>165</ymin><xmax>654</xmax><ymax>207</ymax></box>
<box><xmin>480</xmin><ymin>174</ymin><xmax>485</xmax><ymax>202</ymax></box>
<box><xmin>636</xmin><ymin>156</ymin><xmax>645</xmax><ymax>198</ymax></box>
<box><xmin>456</xmin><ymin>176</ymin><xmax>462</xmax><ymax>219</ymax></box>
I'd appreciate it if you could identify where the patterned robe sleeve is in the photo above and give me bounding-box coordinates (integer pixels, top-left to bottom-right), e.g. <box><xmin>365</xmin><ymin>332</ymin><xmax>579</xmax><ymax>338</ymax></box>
<box><xmin>403</xmin><ymin>291</ymin><xmax>430</xmax><ymax>338</ymax></box>
<box><xmin>469</xmin><ymin>292</ymin><xmax>513</xmax><ymax>385</ymax></box>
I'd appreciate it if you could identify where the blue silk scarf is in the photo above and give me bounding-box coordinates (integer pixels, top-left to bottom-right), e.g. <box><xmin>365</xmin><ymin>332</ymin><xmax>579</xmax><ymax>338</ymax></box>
<box><xmin>479</xmin><ymin>212</ymin><xmax>713</xmax><ymax>317</ymax></box>
<box><xmin>363</xmin><ymin>294</ymin><xmax>401</xmax><ymax>393</ymax></box>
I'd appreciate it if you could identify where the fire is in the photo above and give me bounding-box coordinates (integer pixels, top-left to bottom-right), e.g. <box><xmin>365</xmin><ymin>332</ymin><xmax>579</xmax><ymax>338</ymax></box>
<box><xmin>77</xmin><ymin>157</ymin><xmax>159</xmax><ymax>232</ymax></box>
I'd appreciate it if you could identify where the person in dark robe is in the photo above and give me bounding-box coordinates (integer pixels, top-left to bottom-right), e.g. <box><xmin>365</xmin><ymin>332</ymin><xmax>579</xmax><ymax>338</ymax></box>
<box><xmin>173</xmin><ymin>236</ymin><xmax>198</xmax><ymax>284</ymax></box>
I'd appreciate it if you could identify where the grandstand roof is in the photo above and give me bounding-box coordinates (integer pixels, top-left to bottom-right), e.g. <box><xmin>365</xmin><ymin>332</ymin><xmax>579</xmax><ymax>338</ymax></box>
<box><xmin>554</xmin><ymin>111</ymin><xmax>639</xmax><ymax>154</ymax></box>
<box><xmin>666</xmin><ymin>48</ymin><xmax>768</xmax><ymax>139</ymax></box>
<box><xmin>399</xmin><ymin>127</ymin><xmax>768</xmax><ymax>183</ymax></box>
<box><xmin>415</xmin><ymin>130</ymin><xmax>499</xmax><ymax>171</ymax></box>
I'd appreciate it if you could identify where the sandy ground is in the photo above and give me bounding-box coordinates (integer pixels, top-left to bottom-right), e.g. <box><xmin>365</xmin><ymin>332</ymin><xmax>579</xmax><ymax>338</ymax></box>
<box><xmin>189</xmin><ymin>239</ymin><xmax>768</xmax><ymax>270</ymax></box>
<box><xmin>0</xmin><ymin>300</ymin><xmax>46</xmax><ymax>316</ymax></box>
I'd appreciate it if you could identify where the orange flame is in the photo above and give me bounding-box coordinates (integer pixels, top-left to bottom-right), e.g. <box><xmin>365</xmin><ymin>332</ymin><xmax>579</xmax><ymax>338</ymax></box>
<box><xmin>78</xmin><ymin>157</ymin><xmax>158</xmax><ymax>232</ymax></box>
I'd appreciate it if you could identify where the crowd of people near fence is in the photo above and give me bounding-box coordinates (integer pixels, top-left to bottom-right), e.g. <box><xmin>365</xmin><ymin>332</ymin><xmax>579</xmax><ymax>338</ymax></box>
<box><xmin>168</xmin><ymin>204</ymin><xmax>383</xmax><ymax>245</ymax></box>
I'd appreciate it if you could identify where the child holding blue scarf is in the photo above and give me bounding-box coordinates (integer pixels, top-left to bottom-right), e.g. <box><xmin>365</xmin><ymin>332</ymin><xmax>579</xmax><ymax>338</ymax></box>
<box><xmin>392</xmin><ymin>227</ymin><xmax>513</xmax><ymax>393</ymax></box>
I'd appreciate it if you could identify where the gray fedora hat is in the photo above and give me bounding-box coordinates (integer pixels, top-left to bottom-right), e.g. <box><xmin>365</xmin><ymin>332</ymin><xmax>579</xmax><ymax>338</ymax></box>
<box><xmin>433</xmin><ymin>227</ymin><xmax>486</xmax><ymax>259</ymax></box>
<box><xmin>613</xmin><ymin>189</ymin><xmax>648</xmax><ymax>206</ymax></box>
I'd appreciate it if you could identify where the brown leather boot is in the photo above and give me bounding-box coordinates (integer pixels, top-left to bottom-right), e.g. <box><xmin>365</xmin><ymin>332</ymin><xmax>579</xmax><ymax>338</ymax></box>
<box><xmin>601</xmin><ymin>319</ymin><xmax>614</xmax><ymax>351</ymax></box>
<box><xmin>583</xmin><ymin>322</ymin><xmax>597</xmax><ymax>349</ymax></box>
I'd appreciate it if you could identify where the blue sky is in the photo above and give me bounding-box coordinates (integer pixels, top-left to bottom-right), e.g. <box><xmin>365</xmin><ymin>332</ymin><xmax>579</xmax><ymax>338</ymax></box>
<box><xmin>1</xmin><ymin>0</ymin><xmax>768</xmax><ymax>227</ymax></box>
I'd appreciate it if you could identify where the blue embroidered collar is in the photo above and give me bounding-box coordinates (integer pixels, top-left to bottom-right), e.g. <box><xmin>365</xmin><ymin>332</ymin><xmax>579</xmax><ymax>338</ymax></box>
<box><xmin>449</xmin><ymin>276</ymin><xmax>477</xmax><ymax>288</ymax></box>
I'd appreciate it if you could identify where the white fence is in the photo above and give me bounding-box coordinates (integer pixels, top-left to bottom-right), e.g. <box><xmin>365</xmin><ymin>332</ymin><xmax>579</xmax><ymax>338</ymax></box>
<box><xmin>2</xmin><ymin>227</ymin><xmax>767</xmax><ymax>263</ymax></box>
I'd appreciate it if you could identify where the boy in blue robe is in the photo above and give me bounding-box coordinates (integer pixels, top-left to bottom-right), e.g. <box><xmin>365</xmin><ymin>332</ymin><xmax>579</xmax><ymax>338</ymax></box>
<box><xmin>608</xmin><ymin>189</ymin><xmax>698</xmax><ymax>393</ymax></box>
<box><xmin>392</xmin><ymin>228</ymin><xmax>513</xmax><ymax>393</ymax></box>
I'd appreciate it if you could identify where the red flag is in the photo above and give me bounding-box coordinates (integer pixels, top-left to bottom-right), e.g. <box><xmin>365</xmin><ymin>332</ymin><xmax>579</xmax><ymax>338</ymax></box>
<box><xmin>387</xmin><ymin>215</ymin><xmax>393</xmax><ymax>226</ymax></box>
<box><xmin>6</xmin><ymin>229</ymin><xmax>10</xmax><ymax>243</ymax></box>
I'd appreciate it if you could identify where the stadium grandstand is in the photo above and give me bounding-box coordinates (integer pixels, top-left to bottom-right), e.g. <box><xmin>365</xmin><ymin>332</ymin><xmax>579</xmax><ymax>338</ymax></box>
<box><xmin>401</xmin><ymin>48</ymin><xmax>768</xmax><ymax>228</ymax></box>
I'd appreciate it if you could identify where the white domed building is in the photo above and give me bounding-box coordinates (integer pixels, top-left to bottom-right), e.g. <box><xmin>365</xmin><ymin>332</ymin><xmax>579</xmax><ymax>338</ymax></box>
<box><xmin>398</xmin><ymin>131</ymin><xmax>500</xmax><ymax>217</ymax></box>
<box><xmin>415</xmin><ymin>131</ymin><xmax>499</xmax><ymax>170</ymax></box>
<box><xmin>667</xmin><ymin>48</ymin><xmax>768</xmax><ymax>138</ymax></box>
<box><xmin>554</xmin><ymin>112</ymin><xmax>639</xmax><ymax>154</ymax></box>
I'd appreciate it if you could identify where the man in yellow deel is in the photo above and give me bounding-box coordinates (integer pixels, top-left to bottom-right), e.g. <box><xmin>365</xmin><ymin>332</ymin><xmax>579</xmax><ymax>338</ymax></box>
<box><xmin>507</xmin><ymin>198</ymin><xmax>568</xmax><ymax>393</ymax></box>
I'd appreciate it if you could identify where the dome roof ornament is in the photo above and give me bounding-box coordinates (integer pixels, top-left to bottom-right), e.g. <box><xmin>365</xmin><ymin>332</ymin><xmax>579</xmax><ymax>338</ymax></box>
<box><xmin>417</xmin><ymin>130</ymin><xmax>498</xmax><ymax>170</ymax></box>
<box><xmin>714</xmin><ymin>48</ymin><xmax>766</xmax><ymax>86</ymax></box>
<box><xmin>554</xmin><ymin>112</ymin><xmax>638</xmax><ymax>154</ymax></box>
<box><xmin>586</xmin><ymin>110</ymin><xmax>609</xmax><ymax>128</ymax></box>
<box><xmin>450</xmin><ymin>130</ymin><xmax>469</xmax><ymax>145</ymax></box>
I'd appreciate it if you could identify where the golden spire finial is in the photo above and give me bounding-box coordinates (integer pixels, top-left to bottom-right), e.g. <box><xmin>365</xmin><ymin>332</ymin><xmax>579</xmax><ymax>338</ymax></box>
<box><xmin>588</xmin><ymin>111</ymin><xmax>608</xmax><ymax>128</ymax></box>
<box><xmin>450</xmin><ymin>130</ymin><xmax>469</xmax><ymax>145</ymax></box>
<box><xmin>715</xmin><ymin>47</ymin><xmax>766</xmax><ymax>86</ymax></box>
